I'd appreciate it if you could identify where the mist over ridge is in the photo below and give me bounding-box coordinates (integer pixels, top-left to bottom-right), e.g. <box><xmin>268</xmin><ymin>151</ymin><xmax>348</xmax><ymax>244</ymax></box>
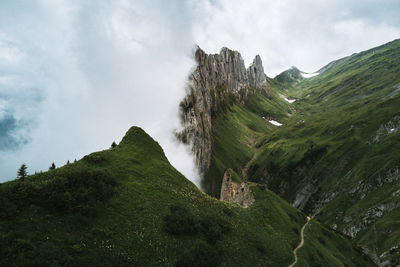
<box><xmin>0</xmin><ymin>0</ymin><xmax>399</xmax><ymax>184</ymax></box>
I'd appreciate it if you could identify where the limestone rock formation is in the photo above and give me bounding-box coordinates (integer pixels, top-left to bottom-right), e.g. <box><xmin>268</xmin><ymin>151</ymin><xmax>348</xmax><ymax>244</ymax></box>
<box><xmin>220</xmin><ymin>170</ymin><xmax>255</xmax><ymax>208</ymax></box>
<box><xmin>248</xmin><ymin>55</ymin><xmax>267</xmax><ymax>88</ymax></box>
<box><xmin>177</xmin><ymin>46</ymin><xmax>268</xmax><ymax>182</ymax></box>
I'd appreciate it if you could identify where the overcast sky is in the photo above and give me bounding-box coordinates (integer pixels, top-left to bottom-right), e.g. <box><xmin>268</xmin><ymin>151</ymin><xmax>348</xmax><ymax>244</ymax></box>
<box><xmin>0</xmin><ymin>0</ymin><xmax>399</xmax><ymax>184</ymax></box>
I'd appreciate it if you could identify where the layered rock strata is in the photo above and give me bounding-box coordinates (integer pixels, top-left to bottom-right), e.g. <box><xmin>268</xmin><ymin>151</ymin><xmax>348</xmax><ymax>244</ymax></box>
<box><xmin>177</xmin><ymin>46</ymin><xmax>268</xmax><ymax>182</ymax></box>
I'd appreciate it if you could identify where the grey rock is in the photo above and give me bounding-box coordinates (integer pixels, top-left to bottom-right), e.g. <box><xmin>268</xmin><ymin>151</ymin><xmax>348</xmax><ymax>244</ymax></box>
<box><xmin>371</xmin><ymin>115</ymin><xmax>400</xmax><ymax>143</ymax></box>
<box><xmin>177</xmin><ymin>46</ymin><xmax>269</xmax><ymax>184</ymax></box>
<box><xmin>247</xmin><ymin>55</ymin><xmax>267</xmax><ymax>89</ymax></box>
<box><xmin>220</xmin><ymin>170</ymin><xmax>255</xmax><ymax>208</ymax></box>
<box><xmin>293</xmin><ymin>183</ymin><xmax>314</xmax><ymax>210</ymax></box>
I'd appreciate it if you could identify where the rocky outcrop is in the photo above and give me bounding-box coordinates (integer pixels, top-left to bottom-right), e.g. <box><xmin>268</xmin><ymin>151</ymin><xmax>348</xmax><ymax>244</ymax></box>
<box><xmin>248</xmin><ymin>55</ymin><xmax>267</xmax><ymax>89</ymax></box>
<box><xmin>177</xmin><ymin>46</ymin><xmax>268</xmax><ymax>181</ymax></box>
<box><xmin>220</xmin><ymin>170</ymin><xmax>255</xmax><ymax>208</ymax></box>
<box><xmin>293</xmin><ymin>183</ymin><xmax>315</xmax><ymax>210</ymax></box>
<box><xmin>371</xmin><ymin>115</ymin><xmax>400</xmax><ymax>143</ymax></box>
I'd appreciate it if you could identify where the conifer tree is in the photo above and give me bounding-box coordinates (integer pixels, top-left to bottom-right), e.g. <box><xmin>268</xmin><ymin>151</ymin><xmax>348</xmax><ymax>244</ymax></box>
<box><xmin>17</xmin><ymin>164</ymin><xmax>27</xmax><ymax>181</ymax></box>
<box><xmin>111</xmin><ymin>141</ymin><xmax>117</xmax><ymax>148</ymax></box>
<box><xmin>49</xmin><ymin>162</ymin><xmax>56</xmax><ymax>170</ymax></box>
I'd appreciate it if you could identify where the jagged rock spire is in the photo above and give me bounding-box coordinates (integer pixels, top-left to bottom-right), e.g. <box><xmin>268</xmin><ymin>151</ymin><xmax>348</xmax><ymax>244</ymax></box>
<box><xmin>177</xmin><ymin>46</ymin><xmax>269</xmax><ymax>194</ymax></box>
<box><xmin>193</xmin><ymin>46</ymin><xmax>267</xmax><ymax>93</ymax></box>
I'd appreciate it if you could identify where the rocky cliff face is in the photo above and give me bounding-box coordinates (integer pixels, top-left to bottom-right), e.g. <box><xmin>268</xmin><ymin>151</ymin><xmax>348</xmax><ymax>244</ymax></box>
<box><xmin>177</xmin><ymin>46</ymin><xmax>268</xmax><ymax>181</ymax></box>
<box><xmin>220</xmin><ymin>170</ymin><xmax>255</xmax><ymax>208</ymax></box>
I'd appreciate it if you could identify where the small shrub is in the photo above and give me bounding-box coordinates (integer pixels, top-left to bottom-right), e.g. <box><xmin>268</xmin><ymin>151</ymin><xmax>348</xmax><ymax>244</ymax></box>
<box><xmin>163</xmin><ymin>205</ymin><xmax>198</xmax><ymax>235</ymax></box>
<box><xmin>254</xmin><ymin>239</ymin><xmax>266</xmax><ymax>253</ymax></box>
<box><xmin>322</xmin><ymin>227</ymin><xmax>333</xmax><ymax>238</ymax></box>
<box><xmin>257</xmin><ymin>184</ymin><xmax>267</xmax><ymax>191</ymax></box>
<box><xmin>222</xmin><ymin>207</ymin><xmax>234</xmax><ymax>217</ymax></box>
<box><xmin>199</xmin><ymin>216</ymin><xmax>230</xmax><ymax>245</ymax></box>
<box><xmin>317</xmin><ymin>237</ymin><xmax>326</xmax><ymax>245</ymax></box>
<box><xmin>175</xmin><ymin>242</ymin><xmax>220</xmax><ymax>267</ymax></box>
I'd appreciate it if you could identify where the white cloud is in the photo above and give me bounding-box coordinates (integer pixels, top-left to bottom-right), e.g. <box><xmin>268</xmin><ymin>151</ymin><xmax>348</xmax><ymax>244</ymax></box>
<box><xmin>0</xmin><ymin>41</ymin><xmax>23</xmax><ymax>65</ymax></box>
<box><xmin>193</xmin><ymin>0</ymin><xmax>400</xmax><ymax>75</ymax></box>
<box><xmin>0</xmin><ymin>99</ymin><xmax>7</xmax><ymax>119</ymax></box>
<box><xmin>0</xmin><ymin>0</ymin><xmax>399</xmax><ymax>186</ymax></box>
<box><xmin>0</xmin><ymin>0</ymin><xmax>200</xmax><ymax>186</ymax></box>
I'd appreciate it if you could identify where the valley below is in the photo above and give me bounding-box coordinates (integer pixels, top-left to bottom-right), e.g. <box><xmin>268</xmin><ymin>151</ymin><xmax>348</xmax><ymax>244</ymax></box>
<box><xmin>2</xmin><ymin>39</ymin><xmax>400</xmax><ymax>266</ymax></box>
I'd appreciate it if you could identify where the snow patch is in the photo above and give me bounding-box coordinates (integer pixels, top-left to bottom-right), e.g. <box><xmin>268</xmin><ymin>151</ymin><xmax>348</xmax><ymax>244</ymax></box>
<box><xmin>279</xmin><ymin>94</ymin><xmax>296</xmax><ymax>103</ymax></box>
<box><xmin>301</xmin><ymin>72</ymin><xmax>319</xmax><ymax>78</ymax></box>
<box><xmin>262</xmin><ymin>116</ymin><xmax>283</xmax><ymax>126</ymax></box>
<box><xmin>269</xmin><ymin>120</ymin><xmax>282</xmax><ymax>126</ymax></box>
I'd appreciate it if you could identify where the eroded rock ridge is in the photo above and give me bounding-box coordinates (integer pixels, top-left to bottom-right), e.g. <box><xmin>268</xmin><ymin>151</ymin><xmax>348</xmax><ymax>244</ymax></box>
<box><xmin>177</xmin><ymin>47</ymin><xmax>268</xmax><ymax>182</ymax></box>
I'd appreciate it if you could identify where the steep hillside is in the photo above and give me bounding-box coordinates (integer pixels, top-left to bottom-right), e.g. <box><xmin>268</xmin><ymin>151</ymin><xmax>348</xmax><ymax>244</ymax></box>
<box><xmin>203</xmin><ymin>87</ymin><xmax>293</xmax><ymax>197</ymax></box>
<box><xmin>177</xmin><ymin>47</ymin><xmax>292</xmax><ymax>197</ymax></box>
<box><xmin>177</xmin><ymin>46</ymin><xmax>269</xmax><ymax>180</ymax></box>
<box><xmin>247</xmin><ymin>38</ymin><xmax>400</xmax><ymax>265</ymax></box>
<box><xmin>0</xmin><ymin>127</ymin><xmax>371</xmax><ymax>266</ymax></box>
<box><xmin>175</xmin><ymin>40</ymin><xmax>400</xmax><ymax>265</ymax></box>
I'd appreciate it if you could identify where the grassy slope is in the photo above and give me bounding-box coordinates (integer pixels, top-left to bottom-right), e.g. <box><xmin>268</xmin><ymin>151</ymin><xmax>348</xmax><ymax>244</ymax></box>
<box><xmin>0</xmin><ymin>127</ymin><xmax>371</xmax><ymax>266</ymax></box>
<box><xmin>296</xmin><ymin>220</ymin><xmax>371</xmax><ymax>267</ymax></box>
<box><xmin>203</xmin><ymin>86</ymin><xmax>292</xmax><ymax>197</ymax></box>
<box><xmin>247</xmin><ymin>38</ymin><xmax>400</xmax><ymax>262</ymax></box>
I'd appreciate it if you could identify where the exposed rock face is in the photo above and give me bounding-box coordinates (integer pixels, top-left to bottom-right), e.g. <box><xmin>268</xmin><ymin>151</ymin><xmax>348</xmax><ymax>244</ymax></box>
<box><xmin>177</xmin><ymin>47</ymin><xmax>268</xmax><ymax>186</ymax></box>
<box><xmin>371</xmin><ymin>115</ymin><xmax>400</xmax><ymax>143</ymax></box>
<box><xmin>293</xmin><ymin>183</ymin><xmax>315</xmax><ymax>210</ymax></box>
<box><xmin>220</xmin><ymin>170</ymin><xmax>255</xmax><ymax>208</ymax></box>
<box><xmin>248</xmin><ymin>55</ymin><xmax>267</xmax><ymax>88</ymax></box>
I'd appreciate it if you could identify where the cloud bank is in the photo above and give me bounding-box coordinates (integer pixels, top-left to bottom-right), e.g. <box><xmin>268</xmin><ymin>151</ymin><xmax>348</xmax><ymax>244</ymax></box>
<box><xmin>0</xmin><ymin>0</ymin><xmax>399</xmax><ymax>185</ymax></box>
<box><xmin>192</xmin><ymin>0</ymin><xmax>400</xmax><ymax>76</ymax></box>
<box><xmin>0</xmin><ymin>0</ymin><xmax>199</xmax><ymax>184</ymax></box>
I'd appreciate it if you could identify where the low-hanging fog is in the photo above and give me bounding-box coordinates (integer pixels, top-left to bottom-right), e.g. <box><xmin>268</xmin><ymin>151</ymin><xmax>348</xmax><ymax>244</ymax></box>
<box><xmin>0</xmin><ymin>0</ymin><xmax>200</xmax><ymax>184</ymax></box>
<box><xmin>1</xmin><ymin>0</ymin><xmax>399</xmax><ymax>185</ymax></box>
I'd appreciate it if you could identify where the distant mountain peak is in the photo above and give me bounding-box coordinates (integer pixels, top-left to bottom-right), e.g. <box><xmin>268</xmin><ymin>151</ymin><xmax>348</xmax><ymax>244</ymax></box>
<box><xmin>274</xmin><ymin>66</ymin><xmax>320</xmax><ymax>84</ymax></box>
<box><xmin>274</xmin><ymin>66</ymin><xmax>303</xmax><ymax>84</ymax></box>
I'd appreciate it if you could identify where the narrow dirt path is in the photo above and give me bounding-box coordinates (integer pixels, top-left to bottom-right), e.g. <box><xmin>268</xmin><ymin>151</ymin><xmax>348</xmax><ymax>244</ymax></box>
<box><xmin>241</xmin><ymin>134</ymin><xmax>260</xmax><ymax>180</ymax></box>
<box><xmin>288</xmin><ymin>216</ymin><xmax>311</xmax><ymax>267</ymax></box>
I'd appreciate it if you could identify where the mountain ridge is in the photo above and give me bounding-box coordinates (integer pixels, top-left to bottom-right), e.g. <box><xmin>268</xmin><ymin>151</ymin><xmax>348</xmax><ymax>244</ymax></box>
<box><xmin>177</xmin><ymin>39</ymin><xmax>400</xmax><ymax>265</ymax></box>
<box><xmin>177</xmin><ymin>46</ymin><xmax>271</xmax><ymax>190</ymax></box>
<box><xmin>250</xmin><ymin>38</ymin><xmax>400</xmax><ymax>265</ymax></box>
<box><xmin>0</xmin><ymin>126</ymin><xmax>372</xmax><ymax>266</ymax></box>
<box><xmin>2</xmin><ymin>39</ymin><xmax>400</xmax><ymax>266</ymax></box>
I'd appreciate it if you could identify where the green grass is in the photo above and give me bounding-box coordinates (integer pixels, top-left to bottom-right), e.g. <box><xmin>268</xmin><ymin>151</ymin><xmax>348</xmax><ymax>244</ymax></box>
<box><xmin>195</xmin><ymin>38</ymin><xmax>400</xmax><ymax>264</ymax></box>
<box><xmin>203</xmin><ymin>87</ymin><xmax>291</xmax><ymax>197</ymax></box>
<box><xmin>3</xmin><ymin>39</ymin><xmax>399</xmax><ymax>266</ymax></box>
<box><xmin>297</xmin><ymin>221</ymin><xmax>372</xmax><ymax>267</ymax></box>
<box><xmin>0</xmin><ymin>127</ymin><xmax>371</xmax><ymax>266</ymax></box>
<box><xmin>241</xmin><ymin>38</ymin><xmax>400</xmax><ymax>263</ymax></box>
